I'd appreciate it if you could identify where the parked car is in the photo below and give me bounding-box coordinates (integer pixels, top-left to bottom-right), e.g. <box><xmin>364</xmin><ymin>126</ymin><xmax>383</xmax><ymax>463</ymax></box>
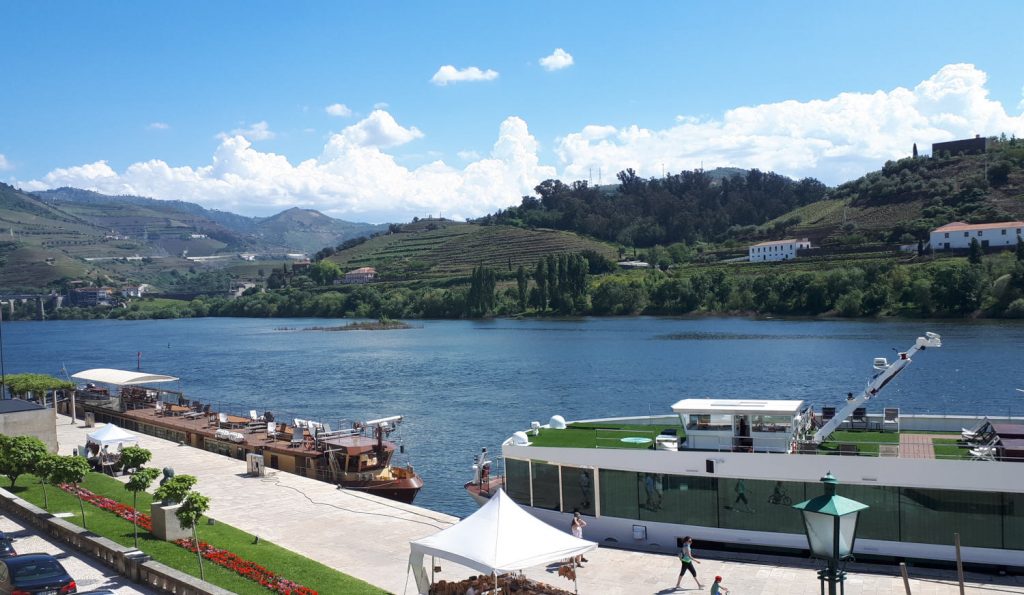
<box><xmin>0</xmin><ymin>553</ymin><xmax>76</xmax><ymax>594</ymax></box>
<box><xmin>0</xmin><ymin>533</ymin><xmax>15</xmax><ymax>559</ymax></box>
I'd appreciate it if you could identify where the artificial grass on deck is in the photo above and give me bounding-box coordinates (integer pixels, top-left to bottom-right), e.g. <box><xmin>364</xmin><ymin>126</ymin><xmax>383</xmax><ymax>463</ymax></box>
<box><xmin>528</xmin><ymin>422</ymin><xmax>685</xmax><ymax>449</ymax></box>
<box><xmin>9</xmin><ymin>472</ymin><xmax>384</xmax><ymax>595</ymax></box>
<box><xmin>818</xmin><ymin>430</ymin><xmax>899</xmax><ymax>455</ymax></box>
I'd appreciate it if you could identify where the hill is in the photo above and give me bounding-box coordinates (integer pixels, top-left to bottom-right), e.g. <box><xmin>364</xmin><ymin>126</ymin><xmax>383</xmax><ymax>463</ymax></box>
<box><xmin>326</xmin><ymin>219</ymin><xmax>618</xmax><ymax>280</ymax></box>
<box><xmin>766</xmin><ymin>138</ymin><xmax>1024</xmax><ymax>245</ymax></box>
<box><xmin>252</xmin><ymin>207</ymin><xmax>387</xmax><ymax>254</ymax></box>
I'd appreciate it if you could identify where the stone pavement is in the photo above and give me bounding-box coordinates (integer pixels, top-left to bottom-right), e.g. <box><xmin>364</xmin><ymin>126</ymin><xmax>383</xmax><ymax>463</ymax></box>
<box><xmin>0</xmin><ymin>510</ymin><xmax>155</xmax><ymax>594</ymax></box>
<box><xmin>56</xmin><ymin>416</ymin><xmax>1022</xmax><ymax>595</ymax></box>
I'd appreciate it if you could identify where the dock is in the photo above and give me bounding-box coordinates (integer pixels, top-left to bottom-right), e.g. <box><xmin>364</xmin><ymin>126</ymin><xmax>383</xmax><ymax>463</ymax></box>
<box><xmin>55</xmin><ymin>416</ymin><xmax>1021</xmax><ymax>594</ymax></box>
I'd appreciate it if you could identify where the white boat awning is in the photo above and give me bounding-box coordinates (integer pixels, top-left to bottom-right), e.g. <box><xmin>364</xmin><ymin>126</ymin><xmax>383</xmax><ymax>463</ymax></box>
<box><xmin>671</xmin><ymin>398</ymin><xmax>804</xmax><ymax>416</ymax></box>
<box><xmin>72</xmin><ymin>368</ymin><xmax>178</xmax><ymax>386</ymax></box>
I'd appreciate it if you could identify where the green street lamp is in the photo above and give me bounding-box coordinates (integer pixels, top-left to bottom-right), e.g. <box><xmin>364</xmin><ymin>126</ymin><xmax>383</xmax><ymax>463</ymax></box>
<box><xmin>792</xmin><ymin>472</ymin><xmax>869</xmax><ymax>595</ymax></box>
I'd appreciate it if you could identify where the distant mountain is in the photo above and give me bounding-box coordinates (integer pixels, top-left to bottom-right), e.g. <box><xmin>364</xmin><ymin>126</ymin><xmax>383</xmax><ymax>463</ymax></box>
<box><xmin>32</xmin><ymin>187</ymin><xmax>388</xmax><ymax>254</ymax></box>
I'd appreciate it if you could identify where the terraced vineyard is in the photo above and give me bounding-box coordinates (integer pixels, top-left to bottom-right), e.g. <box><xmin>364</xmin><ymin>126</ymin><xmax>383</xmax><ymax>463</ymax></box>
<box><xmin>328</xmin><ymin>222</ymin><xmax>617</xmax><ymax>279</ymax></box>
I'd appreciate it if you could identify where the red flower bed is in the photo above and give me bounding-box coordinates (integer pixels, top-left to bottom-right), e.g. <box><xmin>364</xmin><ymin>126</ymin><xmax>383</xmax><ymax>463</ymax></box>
<box><xmin>58</xmin><ymin>484</ymin><xmax>317</xmax><ymax>595</ymax></box>
<box><xmin>60</xmin><ymin>483</ymin><xmax>152</xmax><ymax>530</ymax></box>
<box><xmin>177</xmin><ymin>538</ymin><xmax>317</xmax><ymax>595</ymax></box>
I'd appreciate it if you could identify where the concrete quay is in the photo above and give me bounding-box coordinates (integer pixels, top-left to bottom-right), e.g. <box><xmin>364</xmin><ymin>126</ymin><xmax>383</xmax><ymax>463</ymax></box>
<box><xmin>55</xmin><ymin>416</ymin><xmax>1022</xmax><ymax>594</ymax></box>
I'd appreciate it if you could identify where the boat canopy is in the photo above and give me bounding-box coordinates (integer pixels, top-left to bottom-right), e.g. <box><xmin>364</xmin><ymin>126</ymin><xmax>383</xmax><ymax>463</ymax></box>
<box><xmin>72</xmin><ymin>368</ymin><xmax>179</xmax><ymax>386</ymax></box>
<box><xmin>671</xmin><ymin>398</ymin><xmax>804</xmax><ymax>416</ymax></box>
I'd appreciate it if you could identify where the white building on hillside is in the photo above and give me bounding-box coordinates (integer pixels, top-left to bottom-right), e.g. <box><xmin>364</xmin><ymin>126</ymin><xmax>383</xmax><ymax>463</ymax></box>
<box><xmin>748</xmin><ymin>239</ymin><xmax>811</xmax><ymax>262</ymax></box>
<box><xmin>344</xmin><ymin>267</ymin><xmax>377</xmax><ymax>284</ymax></box>
<box><xmin>930</xmin><ymin>221</ymin><xmax>1024</xmax><ymax>251</ymax></box>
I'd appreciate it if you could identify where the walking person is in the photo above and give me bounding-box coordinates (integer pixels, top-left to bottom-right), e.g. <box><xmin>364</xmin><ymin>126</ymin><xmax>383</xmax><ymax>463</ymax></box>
<box><xmin>674</xmin><ymin>536</ymin><xmax>702</xmax><ymax>590</ymax></box>
<box><xmin>570</xmin><ymin>512</ymin><xmax>589</xmax><ymax>566</ymax></box>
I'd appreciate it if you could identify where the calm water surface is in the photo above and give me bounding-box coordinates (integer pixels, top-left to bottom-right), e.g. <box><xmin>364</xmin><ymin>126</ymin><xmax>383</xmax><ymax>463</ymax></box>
<box><xmin>4</xmin><ymin>317</ymin><xmax>1023</xmax><ymax>517</ymax></box>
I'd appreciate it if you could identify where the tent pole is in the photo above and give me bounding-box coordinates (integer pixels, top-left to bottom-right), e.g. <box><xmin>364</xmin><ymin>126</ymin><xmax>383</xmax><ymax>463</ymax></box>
<box><xmin>494</xmin><ymin>571</ymin><xmax>498</xmax><ymax>594</ymax></box>
<box><xmin>431</xmin><ymin>556</ymin><xmax>434</xmax><ymax>585</ymax></box>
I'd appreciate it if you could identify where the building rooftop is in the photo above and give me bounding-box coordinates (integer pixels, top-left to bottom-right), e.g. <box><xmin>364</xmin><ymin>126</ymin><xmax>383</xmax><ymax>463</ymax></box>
<box><xmin>0</xmin><ymin>399</ymin><xmax>45</xmax><ymax>414</ymax></box>
<box><xmin>750</xmin><ymin>238</ymin><xmax>809</xmax><ymax>247</ymax></box>
<box><xmin>933</xmin><ymin>221</ymin><xmax>1024</xmax><ymax>232</ymax></box>
<box><xmin>671</xmin><ymin>398</ymin><xmax>804</xmax><ymax>415</ymax></box>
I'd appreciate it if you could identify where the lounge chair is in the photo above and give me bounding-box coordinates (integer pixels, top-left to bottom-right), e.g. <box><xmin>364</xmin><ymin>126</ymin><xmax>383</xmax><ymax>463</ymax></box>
<box><xmin>246</xmin><ymin>420</ymin><xmax>267</xmax><ymax>433</ymax></box>
<box><xmin>218</xmin><ymin>412</ymin><xmax>229</xmax><ymax>428</ymax></box>
<box><xmin>266</xmin><ymin>421</ymin><xmax>278</xmax><ymax>441</ymax></box>
<box><xmin>851</xmin><ymin>407</ymin><xmax>868</xmax><ymax>430</ymax></box>
<box><xmin>882</xmin><ymin>408</ymin><xmax>900</xmax><ymax>433</ymax></box>
<box><xmin>289</xmin><ymin>428</ymin><xmax>304</xmax><ymax>448</ymax></box>
<box><xmin>250</xmin><ymin>409</ymin><xmax>260</xmax><ymax>421</ymax></box>
<box><xmin>969</xmin><ymin>446</ymin><xmax>997</xmax><ymax>461</ymax></box>
<box><xmin>294</xmin><ymin>418</ymin><xmax>306</xmax><ymax>429</ymax></box>
<box><xmin>154</xmin><ymin>402</ymin><xmax>165</xmax><ymax>416</ymax></box>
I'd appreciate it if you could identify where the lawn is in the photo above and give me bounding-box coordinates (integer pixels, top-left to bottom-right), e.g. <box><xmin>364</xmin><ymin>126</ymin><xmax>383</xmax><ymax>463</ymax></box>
<box><xmin>819</xmin><ymin>430</ymin><xmax>899</xmax><ymax>456</ymax></box>
<box><xmin>931</xmin><ymin>438</ymin><xmax>970</xmax><ymax>460</ymax></box>
<box><xmin>529</xmin><ymin>422</ymin><xmax>685</xmax><ymax>449</ymax></box>
<box><xmin>9</xmin><ymin>472</ymin><xmax>384</xmax><ymax>595</ymax></box>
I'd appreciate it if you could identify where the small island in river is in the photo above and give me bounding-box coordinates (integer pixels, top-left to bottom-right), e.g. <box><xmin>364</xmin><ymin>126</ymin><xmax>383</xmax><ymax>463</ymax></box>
<box><xmin>302</xmin><ymin>320</ymin><xmax>413</xmax><ymax>331</ymax></box>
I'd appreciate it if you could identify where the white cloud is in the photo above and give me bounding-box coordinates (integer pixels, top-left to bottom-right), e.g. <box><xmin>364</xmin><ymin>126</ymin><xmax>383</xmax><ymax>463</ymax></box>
<box><xmin>539</xmin><ymin>48</ymin><xmax>574</xmax><ymax>71</ymax></box>
<box><xmin>373</xmin><ymin>102</ymin><xmax>390</xmax><ymax>110</ymax></box>
<box><xmin>19</xmin><ymin>111</ymin><xmax>553</xmax><ymax>223</ymax></box>
<box><xmin>556</xmin><ymin>63</ymin><xmax>1024</xmax><ymax>185</ymax></box>
<box><xmin>325</xmin><ymin>103</ymin><xmax>352</xmax><ymax>117</ymax></box>
<box><xmin>457</xmin><ymin>150</ymin><xmax>481</xmax><ymax>161</ymax></box>
<box><xmin>147</xmin><ymin>122</ymin><xmax>170</xmax><ymax>131</ymax></box>
<box><xmin>228</xmin><ymin>121</ymin><xmax>275</xmax><ymax>141</ymax></box>
<box><xmin>0</xmin><ymin>154</ymin><xmax>10</xmax><ymax>171</ymax></box>
<box><xmin>17</xmin><ymin>64</ymin><xmax>1024</xmax><ymax>223</ymax></box>
<box><xmin>430</xmin><ymin>65</ymin><xmax>499</xmax><ymax>86</ymax></box>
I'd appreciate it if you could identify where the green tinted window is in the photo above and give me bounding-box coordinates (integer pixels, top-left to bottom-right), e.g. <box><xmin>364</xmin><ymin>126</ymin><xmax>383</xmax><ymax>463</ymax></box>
<box><xmin>717</xmin><ymin>478</ymin><xmax>804</xmax><ymax>534</ymax></box>
<box><xmin>838</xmin><ymin>484</ymin><xmax>900</xmax><ymax>541</ymax></box>
<box><xmin>900</xmin><ymin>487</ymin><xmax>1003</xmax><ymax>548</ymax></box>
<box><xmin>505</xmin><ymin>459</ymin><xmax>531</xmax><ymax>506</ymax></box>
<box><xmin>1003</xmin><ymin>492</ymin><xmax>1024</xmax><ymax>550</ymax></box>
<box><xmin>599</xmin><ymin>469</ymin><xmax>639</xmax><ymax>520</ymax></box>
<box><xmin>561</xmin><ymin>466</ymin><xmax>595</xmax><ymax>516</ymax></box>
<box><xmin>531</xmin><ymin>461</ymin><xmax>561</xmax><ymax>511</ymax></box>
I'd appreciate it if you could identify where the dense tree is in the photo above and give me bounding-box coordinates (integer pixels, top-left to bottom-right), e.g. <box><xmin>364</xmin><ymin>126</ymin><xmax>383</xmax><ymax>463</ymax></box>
<box><xmin>968</xmin><ymin>238</ymin><xmax>983</xmax><ymax>265</ymax></box>
<box><xmin>466</xmin><ymin>265</ymin><xmax>497</xmax><ymax>317</ymax></box>
<box><xmin>0</xmin><ymin>434</ymin><xmax>49</xmax><ymax>487</ymax></box>
<box><xmin>516</xmin><ymin>266</ymin><xmax>528</xmax><ymax>312</ymax></box>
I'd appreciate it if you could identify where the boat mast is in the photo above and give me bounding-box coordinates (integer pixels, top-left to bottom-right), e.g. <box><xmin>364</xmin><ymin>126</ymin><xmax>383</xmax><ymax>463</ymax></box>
<box><xmin>810</xmin><ymin>332</ymin><xmax>942</xmax><ymax>444</ymax></box>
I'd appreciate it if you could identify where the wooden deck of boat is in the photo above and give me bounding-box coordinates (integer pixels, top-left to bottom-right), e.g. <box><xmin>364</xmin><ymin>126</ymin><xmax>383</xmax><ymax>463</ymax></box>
<box><xmin>899</xmin><ymin>432</ymin><xmax>959</xmax><ymax>459</ymax></box>
<box><xmin>116</xmin><ymin>405</ymin><xmax>310</xmax><ymax>455</ymax></box>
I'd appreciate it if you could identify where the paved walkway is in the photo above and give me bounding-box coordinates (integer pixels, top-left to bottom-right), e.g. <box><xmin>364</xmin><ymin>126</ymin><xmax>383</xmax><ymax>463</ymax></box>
<box><xmin>900</xmin><ymin>433</ymin><xmax>960</xmax><ymax>459</ymax></box>
<box><xmin>55</xmin><ymin>417</ymin><xmax>1022</xmax><ymax>595</ymax></box>
<box><xmin>0</xmin><ymin>509</ymin><xmax>156</xmax><ymax>594</ymax></box>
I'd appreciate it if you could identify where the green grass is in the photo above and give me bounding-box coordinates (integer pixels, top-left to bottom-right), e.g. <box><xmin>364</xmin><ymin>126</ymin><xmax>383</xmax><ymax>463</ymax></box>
<box><xmin>932</xmin><ymin>438</ymin><xmax>970</xmax><ymax>460</ymax></box>
<box><xmin>529</xmin><ymin>422</ymin><xmax>685</xmax><ymax>449</ymax></box>
<box><xmin>819</xmin><ymin>430</ymin><xmax>899</xmax><ymax>455</ymax></box>
<box><xmin>10</xmin><ymin>472</ymin><xmax>383</xmax><ymax>595</ymax></box>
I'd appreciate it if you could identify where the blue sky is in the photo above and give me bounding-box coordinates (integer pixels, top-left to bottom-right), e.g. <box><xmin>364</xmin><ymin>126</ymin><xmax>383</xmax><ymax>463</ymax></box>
<box><xmin>2</xmin><ymin>1</ymin><xmax>1023</xmax><ymax>222</ymax></box>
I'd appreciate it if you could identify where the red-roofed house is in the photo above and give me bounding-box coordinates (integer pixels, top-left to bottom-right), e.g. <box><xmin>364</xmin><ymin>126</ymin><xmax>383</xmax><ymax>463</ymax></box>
<box><xmin>930</xmin><ymin>221</ymin><xmax>1024</xmax><ymax>251</ymax></box>
<box><xmin>748</xmin><ymin>239</ymin><xmax>811</xmax><ymax>262</ymax></box>
<box><xmin>344</xmin><ymin>267</ymin><xmax>377</xmax><ymax>284</ymax></box>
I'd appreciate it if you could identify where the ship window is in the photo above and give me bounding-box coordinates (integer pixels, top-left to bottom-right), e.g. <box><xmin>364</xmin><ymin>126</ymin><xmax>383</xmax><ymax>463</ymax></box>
<box><xmin>531</xmin><ymin>461</ymin><xmax>561</xmax><ymax>511</ymax></box>
<box><xmin>505</xmin><ymin>459</ymin><xmax>531</xmax><ymax>506</ymax></box>
<box><xmin>560</xmin><ymin>466</ymin><xmax>595</xmax><ymax>516</ymax></box>
<box><xmin>1004</xmin><ymin>492</ymin><xmax>1024</xmax><ymax>550</ymax></box>
<box><xmin>716</xmin><ymin>478</ymin><xmax>805</xmax><ymax>534</ymax></box>
<box><xmin>899</xmin><ymin>487</ymin><xmax>1003</xmax><ymax>548</ymax></box>
<box><xmin>599</xmin><ymin>469</ymin><xmax>639</xmax><ymax>520</ymax></box>
<box><xmin>835</xmin><ymin>484</ymin><xmax>900</xmax><ymax>541</ymax></box>
<box><xmin>640</xmin><ymin>474</ymin><xmax>719</xmax><ymax>527</ymax></box>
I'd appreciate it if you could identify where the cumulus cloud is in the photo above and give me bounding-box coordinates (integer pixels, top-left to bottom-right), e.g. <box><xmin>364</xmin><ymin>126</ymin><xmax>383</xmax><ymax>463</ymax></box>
<box><xmin>539</xmin><ymin>48</ymin><xmax>574</xmax><ymax>71</ymax></box>
<box><xmin>457</xmin><ymin>150</ymin><xmax>481</xmax><ymax>161</ymax></box>
<box><xmin>0</xmin><ymin>154</ymin><xmax>10</xmax><ymax>171</ymax></box>
<box><xmin>228</xmin><ymin>121</ymin><xmax>275</xmax><ymax>141</ymax></box>
<box><xmin>430</xmin><ymin>65</ymin><xmax>499</xmax><ymax>86</ymax></box>
<box><xmin>19</xmin><ymin>111</ymin><xmax>554</xmax><ymax>223</ymax></box>
<box><xmin>325</xmin><ymin>103</ymin><xmax>352</xmax><ymax>117</ymax></box>
<box><xmin>147</xmin><ymin>122</ymin><xmax>170</xmax><ymax>131</ymax></box>
<box><xmin>556</xmin><ymin>63</ymin><xmax>1024</xmax><ymax>185</ymax></box>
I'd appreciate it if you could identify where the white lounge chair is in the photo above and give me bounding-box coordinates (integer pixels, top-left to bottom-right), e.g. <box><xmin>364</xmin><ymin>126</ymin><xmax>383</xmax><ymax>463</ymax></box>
<box><xmin>969</xmin><ymin>446</ymin><xmax>996</xmax><ymax>460</ymax></box>
<box><xmin>290</xmin><ymin>428</ymin><xmax>305</xmax><ymax>448</ymax></box>
<box><xmin>266</xmin><ymin>421</ymin><xmax>278</xmax><ymax>441</ymax></box>
<box><xmin>250</xmin><ymin>409</ymin><xmax>260</xmax><ymax>421</ymax></box>
<box><xmin>294</xmin><ymin>418</ymin><xmax>306</xmax><ymax>429</ymax></box>
<box><xmin>882</xmin><ymin>408</ymin><xmax>900</xmax><ymax>433</ymax></box>
<box><xmin>154</xmin><ymin>402</ymin><xmax>165</xmax><ymax>416</ymax></box>
<box><xmin>218</xmin><ymin>412</ymin><xmax>229</xmax><ymax>428</ymax></box>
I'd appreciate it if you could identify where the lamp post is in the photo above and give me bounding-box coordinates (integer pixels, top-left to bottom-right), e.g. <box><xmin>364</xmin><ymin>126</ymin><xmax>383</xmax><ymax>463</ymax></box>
<box><xmin>792</xmin><ymin>472</ymin><xmax>868</xmax><ymax>595</ymax></box>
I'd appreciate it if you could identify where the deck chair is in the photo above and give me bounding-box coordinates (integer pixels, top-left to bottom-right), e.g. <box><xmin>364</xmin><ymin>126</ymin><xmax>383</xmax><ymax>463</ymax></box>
<box><xmin>969</xmin><ymin>445</ymin><xmax>997</xmax><ymax>461</ymax></box>
<box><xmin>250</xmin><ymin>409</ymin><xmax>260</xmax><ymax>421</ymax></box>
<box><xmin>289</xmin><ymin>428</ymin><xmax>304</xmax><ymax>448</ymax></box>
<box><xmin>154</xmin><ymin>401</ymin><xmax>165</xmax><ymax>416</ymax></box>
<box><xmin>294</xmin><ymin>418</ymin><xmax>306</xmax><ymax>429</ymax></box>
<box><xmin>821</xmin><ymin>407</ymin><xmax>836</xmax><ymax>423</ymax></box>
<box><xmin>851</xmin><ymin>407</ymin><xmax>868</xmax><ymax>430</ymax></box>
<box><xmin>882</xmin><ymin>408</ymin><xmax>900</xmax><ymax>433</ymax></box>
<box><xmin>961</xmin><ymin>420</ymin><xmax>988</xmax><ymax>442</ymax></box>
<box><xmin>218</xmin><ymin>412</ymin><xmax>229</xmax><ymax>428</ymax></box>
<box><xmin>266</xmin><ymin>421</ymin><xmax>278</xmax><ymax>441</ymax></box>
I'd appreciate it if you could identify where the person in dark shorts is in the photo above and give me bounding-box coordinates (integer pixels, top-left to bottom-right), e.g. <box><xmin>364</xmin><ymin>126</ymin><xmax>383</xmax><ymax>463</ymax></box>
<box><xmin>674</xmin><ymin>535</ymin><xmax>702</xmax><ymax>590</ymax></box>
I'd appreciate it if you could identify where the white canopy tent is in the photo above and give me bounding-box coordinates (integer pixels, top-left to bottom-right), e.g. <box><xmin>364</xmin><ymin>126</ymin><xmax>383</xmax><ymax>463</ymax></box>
<box><xmin>408</xmin><ymin>489</ymin><xmax>596</xmax><ymax>594</ymax></box>
<box><xmin>72</xmin><ymin>368</ymin><xmax>179</xmax><ymax>386</ymax></box>
<box><xmin>86</xmin><ymin>424</ymin><xmax>139</xmax><ymax>449</ymax></box>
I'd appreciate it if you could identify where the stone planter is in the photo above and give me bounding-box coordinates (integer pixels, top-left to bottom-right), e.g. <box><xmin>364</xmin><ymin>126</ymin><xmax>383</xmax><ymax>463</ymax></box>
<box><xmin>150</xmin><ymin>502</ymin><xmax>191</xmax><ymax>542</ymax></box>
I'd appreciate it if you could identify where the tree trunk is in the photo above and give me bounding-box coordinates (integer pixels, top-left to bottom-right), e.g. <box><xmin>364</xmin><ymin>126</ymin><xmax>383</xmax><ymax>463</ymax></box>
<box><xmin>192</xmin><ymin>524</ymin><xmax>205</xmax><ymax>580</ymax></box>
<box><xmin>41</xmin><ymin>483</ymin><xmax>49</xmax><ymax>510</ymax></box>
<box><xmin>132</xmin><ymin>494</ymin><xmax>139</xmax><ymax>548</ymax></box>
<box><xmin>77</xmin><ymin>493</ymin><xmax>87</xmax><ymax>530</ymax></box>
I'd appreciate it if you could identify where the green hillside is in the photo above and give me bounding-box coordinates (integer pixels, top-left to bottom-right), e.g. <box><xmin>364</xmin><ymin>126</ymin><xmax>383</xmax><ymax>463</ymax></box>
<box><xmin>327</xmin><ymin>219</ymin><xmax>617</xmax><ymax>279</ymax></box>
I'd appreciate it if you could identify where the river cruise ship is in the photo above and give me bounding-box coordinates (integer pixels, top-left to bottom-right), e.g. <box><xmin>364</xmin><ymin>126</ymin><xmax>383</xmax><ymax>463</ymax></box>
<box><xmin>469</xmin><ymin>333</ymin><xmax>1023</xmax><ymax>568</ymax></box>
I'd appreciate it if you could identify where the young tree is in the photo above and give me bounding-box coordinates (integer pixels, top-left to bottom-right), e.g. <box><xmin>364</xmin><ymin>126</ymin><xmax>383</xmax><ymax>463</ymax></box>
<box><xmin>1017</xmin><ymin>237</ymin><xmax>1024</xmax><ymax>262</ymax></box>
<box><xmin>176</xmin><ymin>491</ymin><xmax>211</xmax><ymax>580</ymax></box>
<box><xmin>125</xmin><ymin>467</ymin><xmax>161</xmax><ymax>547</ymax></box>
<box><xmin>118</xmin><ymin>446</ymin><xmax>152</xmax><ymax>473</ymax></box>
<box><xmin>533</xmin><ymin>260</ymin><xmax>548</xmax><ymax>311</ymax></box>
<box><xmin>153</xmin><ymin>474</ymin><xmax>198</xmax><ymax>505</ymax></box>
<box><xmin>968</xmin><ymin>237</ymin><xmax>983</xmax><ymax>265</ymax></box>
<box><xmin>0</xmin><ymin>434</ymin><xmax>49</xmax><ymax>487</ymax></box>
<box><xmin>34</xmin><ymin>453</ymin><xmax>59</xmax><ymax>510</ymax></box>
<box><xmin>516</xmin><ymin>266</ymin><xmax>528</xmax><ymax>312</ymax></box>
<box><xmin>49</xmin><ymin>456</ymin><xmax>92</xmax><ymax>529</ymax></box>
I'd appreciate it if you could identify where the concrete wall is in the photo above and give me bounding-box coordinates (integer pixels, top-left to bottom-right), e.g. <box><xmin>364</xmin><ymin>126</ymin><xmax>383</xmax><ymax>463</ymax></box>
<box><xmin>0</xmin><ymin>408</ymin><xmax>58</xmax><ymax>451</ymax></box>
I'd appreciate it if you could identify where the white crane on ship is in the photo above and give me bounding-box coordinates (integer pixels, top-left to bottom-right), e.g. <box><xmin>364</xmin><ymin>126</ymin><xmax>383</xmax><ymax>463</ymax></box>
<box><xmin>810</xmin><ymin>332</ymin><xmax>942</xmax><ymax>444</ymax></box>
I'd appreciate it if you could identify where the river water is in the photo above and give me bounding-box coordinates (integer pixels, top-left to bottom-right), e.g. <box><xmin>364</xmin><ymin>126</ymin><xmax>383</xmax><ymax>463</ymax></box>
<box><xmin>3</xmin><ymin>316</ymin><xmax>1022</xmax><ymax>517</ymax></box>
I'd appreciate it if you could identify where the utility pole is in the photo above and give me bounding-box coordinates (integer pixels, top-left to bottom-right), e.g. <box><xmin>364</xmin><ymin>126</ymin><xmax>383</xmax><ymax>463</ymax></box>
<box><xmin>0</xmin><ymin>303</ymin><xmax>6</xmax><ymax>399</ymax></box>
